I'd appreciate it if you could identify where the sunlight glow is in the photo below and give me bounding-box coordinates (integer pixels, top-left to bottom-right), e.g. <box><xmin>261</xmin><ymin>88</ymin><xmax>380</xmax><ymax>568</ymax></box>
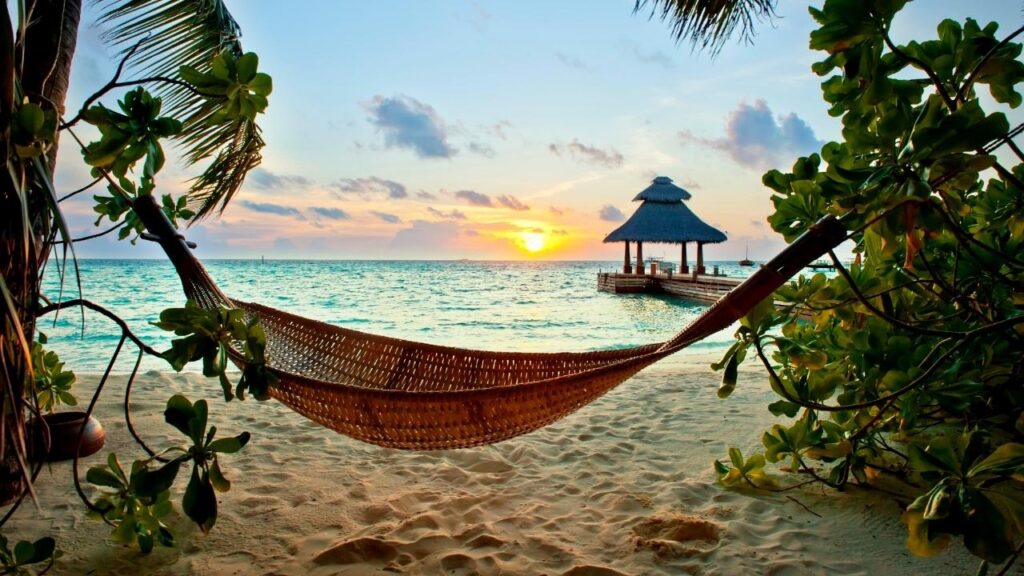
<box><xmin>521</xmin><ymin>233</ymin><xmax>546</xmax><ymax>253</ymax></box>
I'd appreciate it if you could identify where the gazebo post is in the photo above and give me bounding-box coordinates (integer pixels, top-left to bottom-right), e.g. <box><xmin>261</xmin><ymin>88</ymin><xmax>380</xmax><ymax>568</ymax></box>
<box><xmin>623</xmin><ymin>241</ymin><xmax>632</xmax><ymax>274</ymax></box>
<box><xmin>636</xmin><ymin>241</ymin><xmax>645</xmax><ymax>275</ymax></box>
<box><xmin>680</xmin><ymin>242</ymin><xmax>689</xmax><ymax>274</ymax></box>
<box><xmin>696</xmin><ymin>241</ymin><xmax>705</xmax><ymax>275</ymax></box>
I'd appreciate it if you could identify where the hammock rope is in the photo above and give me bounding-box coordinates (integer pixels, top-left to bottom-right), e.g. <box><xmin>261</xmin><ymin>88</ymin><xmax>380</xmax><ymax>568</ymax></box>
<box><xmin>132</xmin><ymin>195</ymin><xmax>848</xmax><ymax>450</ymax></box>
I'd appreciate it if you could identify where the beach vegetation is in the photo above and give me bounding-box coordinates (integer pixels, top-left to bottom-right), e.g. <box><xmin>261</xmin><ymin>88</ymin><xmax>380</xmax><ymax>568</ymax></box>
<box><xmin>0</xmin><ymin>0</ymin><xmax>275</xmax><ymax>566</ymax></box>
<box><xmin>30</xmin><ymin>334</ymin><xmax>76</xmax><ymax>413</ymax></box>
<box><xmin>710</xmin><ymin>0</ymin><xmax>1024</xmax><ymax>570</ymax></box>
<box><xmin>86</xmin><ymin>396</ymin><xmax>250</xmax><ymax>551</ymax></box>
<box><xmin>0</xmin><ymin>534</ymin><xmax>58</xmax><ymax>575</ymax></box>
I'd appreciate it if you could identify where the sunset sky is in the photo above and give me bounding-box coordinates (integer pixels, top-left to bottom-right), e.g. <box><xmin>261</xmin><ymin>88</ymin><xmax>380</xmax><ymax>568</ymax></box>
<box><xmin>55</xmin><ymin>1</ymin><xmax>1022</xmax><ymax>261</ymax></box>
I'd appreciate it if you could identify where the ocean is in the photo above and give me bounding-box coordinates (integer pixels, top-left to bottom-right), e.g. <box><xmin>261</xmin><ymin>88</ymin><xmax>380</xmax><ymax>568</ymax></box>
<box><xmin>39</xmin><ymin>259</ymin><xmax>759</xmax><ymax>373</ymax></box>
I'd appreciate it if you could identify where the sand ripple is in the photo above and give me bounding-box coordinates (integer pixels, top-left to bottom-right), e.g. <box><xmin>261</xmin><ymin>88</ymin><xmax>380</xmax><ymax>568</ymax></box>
<box><xmin>4</xmin><ymin>362</ymin><xmax>982</xmax><ymax>575</ymax></box>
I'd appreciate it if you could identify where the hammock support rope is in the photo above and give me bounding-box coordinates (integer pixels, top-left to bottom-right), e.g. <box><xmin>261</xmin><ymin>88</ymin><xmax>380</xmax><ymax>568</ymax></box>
<box><xmin>133</xmin><ymin>195</ymin><xmax>847</xmax><ymax>450</ymax></box>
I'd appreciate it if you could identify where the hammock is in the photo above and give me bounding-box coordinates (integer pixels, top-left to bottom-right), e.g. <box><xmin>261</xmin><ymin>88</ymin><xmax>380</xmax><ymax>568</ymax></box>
<box><xmin>133</xmin><ymin>195</ymin><xmax>847</xmax><ymax>450</ymax></box>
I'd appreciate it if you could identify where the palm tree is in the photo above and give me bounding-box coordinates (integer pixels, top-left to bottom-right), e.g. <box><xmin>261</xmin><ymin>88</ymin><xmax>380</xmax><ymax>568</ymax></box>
<box><xmin>634</xmin><ymin>0</ymin><xmax>778</xmax><ymax>53</ymax></box>
<box><xmin>0</xmin><ymin>0</ymin><xmax>264</xmax><ymax>503</ymax></box>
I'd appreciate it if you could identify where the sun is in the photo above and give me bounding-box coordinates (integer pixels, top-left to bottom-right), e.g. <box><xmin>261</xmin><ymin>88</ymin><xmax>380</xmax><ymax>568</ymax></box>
<box><xmin>521</xmin><ymin>232</ymin><xmax>546</xmax><ymax>253</ymax></box>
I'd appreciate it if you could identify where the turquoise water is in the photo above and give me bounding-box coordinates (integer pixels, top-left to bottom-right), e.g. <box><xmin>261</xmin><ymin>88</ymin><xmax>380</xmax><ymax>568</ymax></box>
<box><xmin>39</xmin><ymin>260</ymin><xmax>758</xmax><ymax>373</ymax></box>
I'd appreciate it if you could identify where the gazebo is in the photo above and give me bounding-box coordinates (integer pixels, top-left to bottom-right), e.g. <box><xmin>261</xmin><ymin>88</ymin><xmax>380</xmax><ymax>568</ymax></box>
<box><xmin>603</xmin><ymin>176</ymin><xmax>726</xmax><ymax>275</ymax></box>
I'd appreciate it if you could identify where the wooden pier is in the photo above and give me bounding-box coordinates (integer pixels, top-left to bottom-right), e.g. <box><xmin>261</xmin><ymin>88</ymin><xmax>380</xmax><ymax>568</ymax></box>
<box><xmin>597</xmin><ymin>271</ymin><xmax>741</xmax><ymax>305</ymax></box>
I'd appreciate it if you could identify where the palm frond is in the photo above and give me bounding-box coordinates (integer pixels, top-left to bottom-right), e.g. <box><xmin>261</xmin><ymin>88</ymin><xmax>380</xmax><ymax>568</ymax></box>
<box><xmin>95</xmin><ymin>0</ymin><xmax>263</xmax><ymax>220</ymax></box>
<box><xmin>634</xmin><ymin>0</ymin><xmax>778</xmax><ymax>54</ymax></box>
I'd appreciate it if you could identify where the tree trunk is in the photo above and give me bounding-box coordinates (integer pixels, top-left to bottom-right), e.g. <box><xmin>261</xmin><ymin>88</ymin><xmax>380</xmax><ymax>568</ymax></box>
<box><xmin>0</xmin><ymin>0</ymin><xmax>81</xmax><ymax>504</ymax></box>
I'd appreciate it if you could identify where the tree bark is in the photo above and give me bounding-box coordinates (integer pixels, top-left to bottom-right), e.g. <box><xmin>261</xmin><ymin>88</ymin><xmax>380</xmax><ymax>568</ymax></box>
<box><xmin>1</xmin><ymin>0</ymin><xmax>82</xmax><ymax>504</ymax></box>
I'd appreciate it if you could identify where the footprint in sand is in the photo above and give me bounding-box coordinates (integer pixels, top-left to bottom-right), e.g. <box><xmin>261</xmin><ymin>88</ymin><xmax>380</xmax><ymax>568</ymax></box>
<box><xmin>313</xmin><ymin>537</ymin><xmax>399</xmax><ymax>565</ymax></box>
<box><xmin>632</xmin><ymin>515</ymin><xmax>721</xmax><ymax>559</ymax></box>
<box><xmin>562</xmin><ymin>565</ymin><xmax>628</xmax><ymax>576</ymax></box>
<box><xmin>466</xmin><ymin>534</ymin><xmax>506</xmax><ymax>549</ymax></box>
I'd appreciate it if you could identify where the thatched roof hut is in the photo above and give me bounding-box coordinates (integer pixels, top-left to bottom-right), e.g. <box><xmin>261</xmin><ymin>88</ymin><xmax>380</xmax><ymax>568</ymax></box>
<box><xmin>603</xmin><ymin>176</ymin><xmax>726</xmax><ymax>275</ymax></box>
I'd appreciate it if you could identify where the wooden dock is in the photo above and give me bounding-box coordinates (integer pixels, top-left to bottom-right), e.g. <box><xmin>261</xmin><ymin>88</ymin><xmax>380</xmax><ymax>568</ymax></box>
<box><xmin>597</xmin><ymin>272</ymin><xmax>741</xmax><ymax>305</ymax></box>
<box><xmin>597</xmin><ymin>271</ymin><xmax>819</xmax><ymax>321</ymax></box>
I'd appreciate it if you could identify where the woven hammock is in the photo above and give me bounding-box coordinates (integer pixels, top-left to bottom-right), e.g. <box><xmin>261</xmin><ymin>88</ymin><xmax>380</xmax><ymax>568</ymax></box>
<box><xmin>133</xmin><ymin>196</ymin><xmax>847</xmax><ymax>450</ymax></box>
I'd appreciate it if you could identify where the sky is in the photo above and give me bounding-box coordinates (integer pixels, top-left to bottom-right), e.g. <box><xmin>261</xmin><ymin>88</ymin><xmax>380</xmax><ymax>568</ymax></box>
<box><xmin>54</xmin><ymin>1</ymin><xmax>1024</xmax><ymax>261</ymax></box>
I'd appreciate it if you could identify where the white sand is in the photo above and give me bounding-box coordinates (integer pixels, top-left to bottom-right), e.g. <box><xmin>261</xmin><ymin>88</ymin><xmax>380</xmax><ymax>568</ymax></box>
<box><xmin>5</xmin><ymin>356</ymin><xmax>982</xmax><ymax>575</ymax></box>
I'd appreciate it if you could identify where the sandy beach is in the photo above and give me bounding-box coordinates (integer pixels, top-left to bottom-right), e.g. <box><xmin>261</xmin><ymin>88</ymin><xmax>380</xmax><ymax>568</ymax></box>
<box><xmin>5</xmin><ymin>354</ymin><xmax>981</xmax><ymax>575</ymax></box>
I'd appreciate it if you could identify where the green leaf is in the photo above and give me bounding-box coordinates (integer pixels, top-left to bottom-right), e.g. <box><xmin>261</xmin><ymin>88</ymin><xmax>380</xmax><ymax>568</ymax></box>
<box><xmin>249</xmin><ymin>73</ymin><xmax>272</xmax><ymax>96</ymax></box>
<box><xmin>25</xmin><ymin>537</ymin><xmax>54</xmax><ymax>565</ymax></box>
<box><xmin>908</xmin><ymin>440</ymin><xmax>960</xmax><ymax>475</ymax></box>
<box><xmin>13</xmin><ymin>541</ymin><xmax>35</xmax><ymax>565</ymax></box>
<box><xmin>209</xmin><ymin>458</ymin><xmax>231</xmax><ymax>492</ymax></box>
<box><xmin>740</xmin><ymin>297</ymin><xmax>777</xmax><ymax>332</ymax></box>
<box><xmin>767</xmin><ymin>400</ymin><xmax>801</xmax><ymax>417</ymax></box>
<box><xmin>960</xmin><ymin>487</ymin><xmax>1014</xmax><ymax>563</ymax></box>
<box><xmin>111</xmin><ymin>514</ymin><xmax>137</xmax><ymax>544</ymax></box>
<box><xmin>207</xmin><ymin>431</ymin><xmax>250</xmax><ymax>454</ymax></box>
<box><xmin>164</xmin><ymin>395</ymin><xmax>195</xmax><ymax>438</ymax></box>
<box><xmin>87</xmin><ymin>467</ymin><xmax>125</xmax><ymax>489</ymax></box>
<box><xmin>108</xmin><ymin>453</ymin><xmax>128</xmax><ymax>484</ymax></box>
<box><xmin>131</xmin><ymin>460</ymin><xmax>182</xmax><ymax>499</ymax></box>
<box><xmin>189</xmin><ymin>399</ymin><xmax>209</xmax><ymax>445</ymax></box>
<box><xmin>984</xmin><ymin>489</ymin><xmax>1024</xmax><ymax>539</ymax></box>
<box><xmin>728</xmin><ymin>447</ymin><xmax>744</xmax><ymax>469</ymax></box>
<box><xmin>236</xmin><ymin>52</ymin><xmax>258</xmax><ymax>83</ymax></box>
<box><xmin>718</xmin><ymin>352</ymin><xmax>739</xmax><ymax>398</ymax></box>
<box><xmin>968</xmin><ymin>443</ymin><xmax>1024</xmax><ymax>478</ymax></box>
<box><xmin>182</xmin><ymin>467</ymin><xmax>218</xmax><ymax>533</ymax></box>
<box><xmin>903</xmin><ymin>509</ymin><xmax>952</xmax><ymax>557</ymax></box>
<box><xmin>923</xmin><ymin>482</ymin><xmax>953</xmax><ymax>520</ymax></box>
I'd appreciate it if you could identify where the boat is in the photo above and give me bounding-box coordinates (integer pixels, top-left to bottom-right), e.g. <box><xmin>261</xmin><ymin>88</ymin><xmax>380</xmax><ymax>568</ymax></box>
<box><xmin>738</xmin><ymin>246</ymin><xmax>754</xmax><ymax>267</ymax></box>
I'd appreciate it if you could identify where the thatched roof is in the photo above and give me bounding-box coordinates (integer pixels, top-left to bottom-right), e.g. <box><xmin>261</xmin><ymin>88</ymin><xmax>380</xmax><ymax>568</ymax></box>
<box><xmin>633</xmin><ymin>176</ymin><xmax>692</xmax><ymax>202</ymax></box>
<box><xmin>603</xmin><ymin>176</ymin><xmax>727</xmax><ymax>244</ymax></box>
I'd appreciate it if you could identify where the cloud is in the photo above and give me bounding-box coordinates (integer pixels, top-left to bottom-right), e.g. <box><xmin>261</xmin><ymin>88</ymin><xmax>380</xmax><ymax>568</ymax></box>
<box><xmin>248</xmin><ymin>167</ymin><xmax>314</xmax><ymax>190</ymax></box>
<box><xmin>549</xmin><ymin>139</ymin><xmax>624</xmax><ymax>168</ymax></box>
<box><xmin>633</xmin><ymin>47</ymin><xmax>673</xmax><ymax>69</ymax></box>
<box><xmin>556</xmin><ymin>52</ymin><xmax>588</xmax><ymax>70</ymax></box>
<box><xmin>599</xmin><ymin>205</ymin><xmax>626</xmax><ymax>222</ymax></box>
<box><xmin>454</xmin><ymin>189</ymin><xmax>493</xmax><ymax>207</ymax></box>
<box><xmin>310</xmin><ymin>206</ymin><xmax>351</xmax><ymax>220</ymax></box>
<box><xmin>331</xmin><ymin>176</ymin><xmax>408</xmax><ymax>199</ymax></box>
<box><xmin>390</xmin><ymin>220</ymin><xmax>462</xmax><ymax>254</ymax></box>
<box><xmin>427</xmin><ymin>207</ymin><xmax>467</xmax><ymax>220</ymax></box>
<box><xmin>496</xmin><ymin>195</ymin><xmax>529</xmax><ymax>211</ymax></box>
<box><xmin>750</xmin><ymin>219</ymin><xmax>763</xmax><ymax>227</ymax></box>
<box><xmin>551</xmin><ymin>229</ymin><xmax>568</xmax><ymax>236</ymax></box>
<box><xmin>549</xmin><ymin>206</ymin><xmax>565</xmax><ymax>216</ymax></box>
<box><xmin>679</xmin><ymin>100</ymin><xmax>823</xmax><ymax>170</ymax></box>
<box><xmin>467</xmin><ymin>141</ymin><xmax>496</xmax><ymax>157</ymax></box>
<box><xmin>490</xmin><ymin>121</ymin><xmax>512</xmax><ymax>140</ymax></box>
<box><xmin>416</xmin><ymin>190</ymin><xmax>437</xmax><ymax>200</ymax></box>
<box><xmin>239</xmin><ymin>200</ymin><xmax>302</xmax><ymax>217</ymax></box>
<box><xmin>450</xmin><ymin>190</ymin><xmax>528</xmax><ymax>211</ymax></box>
<box><xmin>371</xmin><ymin>211</ymin><xmax>402</xmax><ymax>224</ymax></box>
<box><xmin>364</xmin><ymin>95</ymin><xmax>456</xmax><ymax>158</ymax></box>
<box><xmin>273</xmin><ymin>238</ymin><xmax>297</xmax><ymax>252</ymax></box>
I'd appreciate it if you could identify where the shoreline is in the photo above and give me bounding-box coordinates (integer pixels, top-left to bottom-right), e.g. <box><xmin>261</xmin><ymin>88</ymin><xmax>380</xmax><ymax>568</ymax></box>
<box><xmin>5</xmin><ymin>357</ymin><xmax>979</xmax><ymax>575</ymax></box>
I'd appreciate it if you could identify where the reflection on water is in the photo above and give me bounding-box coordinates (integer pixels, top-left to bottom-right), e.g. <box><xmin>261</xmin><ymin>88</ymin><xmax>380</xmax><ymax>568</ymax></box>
<box><xmin>41</xmin><ymin>260</ymin><xmax>757</xmax><ymax>372</ymax></box>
